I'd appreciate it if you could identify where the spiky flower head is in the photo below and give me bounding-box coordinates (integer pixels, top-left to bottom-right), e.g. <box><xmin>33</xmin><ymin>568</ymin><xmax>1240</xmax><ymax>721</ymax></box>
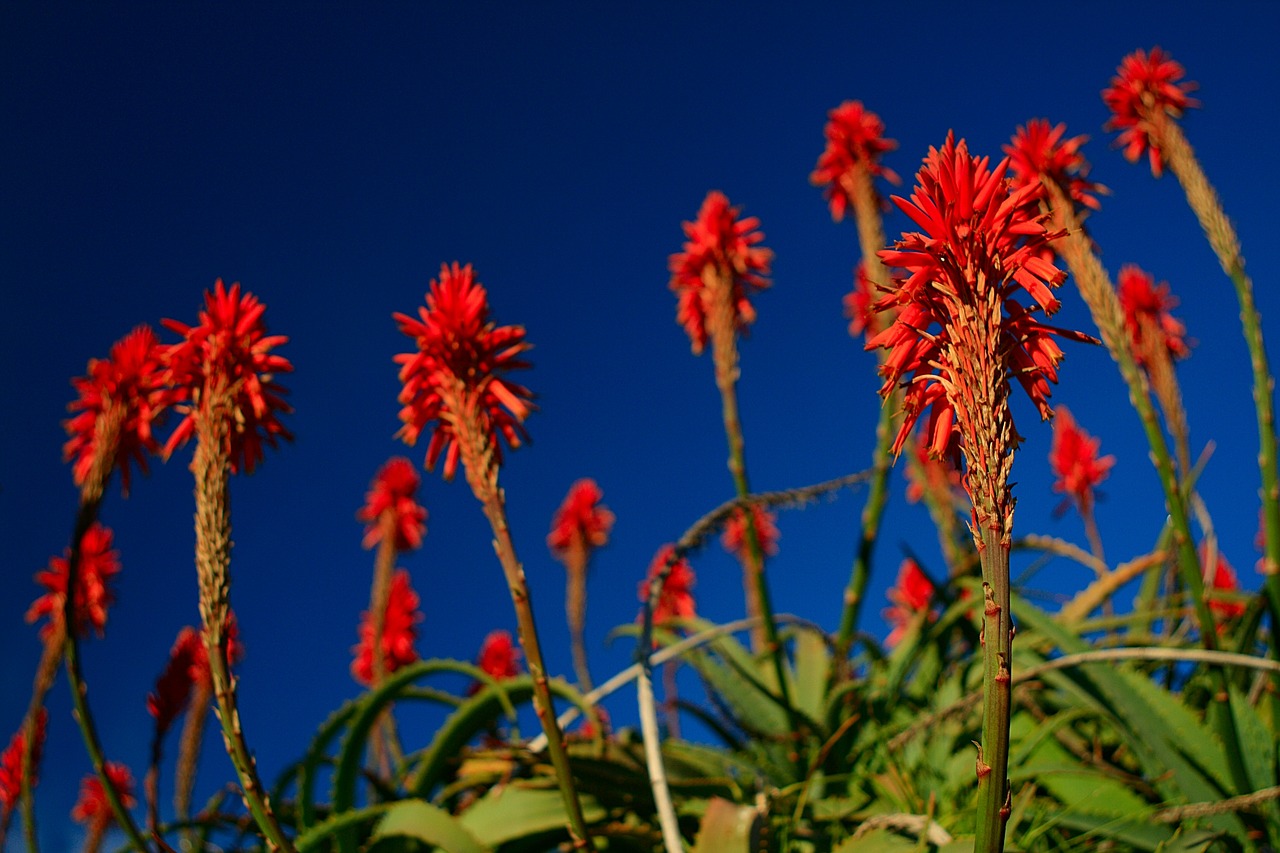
<box><xmin>357</xmin><ymin>457</ymin><xmax>428</xmax><ymax>552</ymax></box>
<box><xmin>1117</xmin><ymin>264</ymin><xmax>1191</xmax><ymax>365</ymax></box>
<box><xmin>721</xmin><ymin>503</ymin><xmax>780</xmax><ymax>565</ymax></box>
<box><xmin>0</xmin><ymin>710</ymin><xmax>47</xmax><ymax>811</ymax></box>
<box><xmin>883</xmin><ymin>559</ymin><xmax>935</xmax><ymax>647</ymax></box>
<box><xmin>547</xmin><ymin>478</ymin><xmax>614</xmax><ymax>560</ymax></box>
<box><xmin>477</xmin><ymin>630</ymin><xmax>521</xmax><ymax>681</ymax></box>
<box><xmin>163</xmin><ymin>279</ymin><xmax>293</xmax><ymax>475</ymax></box>
<box><xmin>63</xmin><ymin>325</ymin><xmax>171</xmax><ymax>496</ymax></box>
<box><xmin>639</xmin><ymin>545</ymin><xmax>696</xmax><ymax>626</ymax></box>
<box><xmin>1049</xmin><ymin>407</ymin><xmax>1115</xmax><ymax>516</ymax></box>
<box><xmin>1102</xmin><ymin>47</ymin><xmax>1199</xmax><ymax>177</ymax></box>
<box><xmin>71</xmin><ymin>762</ymin><xmax>135</xmax><ymax>830</ymax></box>
<box><xmin>26</xmin><ymin>523</ymin><xmax>121</xmax><ymax>641</ymax></box>
<box><xmin>866</xmin><ymin>134</ymin><xmax>1093</xmax><ymax>534</ymax></box>
<box><xmin>1004</xmin><ymin>119</ymin><xmax>1105</xmax><ymax>215</ymax></box>
<box><xmin>669</xmin><ymin>191</ymin><xmax>772</xmax><ymax>355</ymax></box>
<box><xmin>811</xmin><ymin>100</ymin><xmax>900</xmax><ymax>222</ymax></box>
<box><xmin>351</xmin><ymin>569</ymin><xmax>422</xmax><ymax>686</ymax></box>
<box><xmin>394</xmin><ymin>263</ymin><xmax>533</xmax><ymax>482</ymax></box>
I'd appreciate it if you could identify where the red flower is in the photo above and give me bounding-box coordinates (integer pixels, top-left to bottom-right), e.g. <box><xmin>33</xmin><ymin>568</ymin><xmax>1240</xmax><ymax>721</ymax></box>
<box><xmin>0</xmin><ymin>709</ymin><xmax>47</xmax><ymax>811</ymax></box>
<box><xmin>147</xmin><ymin>628</ymin><xmax>202</xmax><ymax>736</ymax></box>
<box><xmin>669</xmin><ymin>192</ymin><xmax>772</xmax><ymax>355</ymax></box>
<box><xmin>638</xmin><ymin>545</ymin><xmax>696</xmax><ymax>626</ymax></box>
<box><xmin>1004</xmin><ymin>119</ymin><xmax>1105</xmax><ymax>214</ymax></box>
<box><xmin>1117</xmin><ymin>264</ymin><xmax>1191</xmax><ymax>365</ymax></box>
<box><xmin>547</xmin><ymin>478</ymin><xmax>614</xmax><ymax>559</ymax></box>
<box><xmin>1201</xmin><ymin>546</ymin><xmax>1246</xmax><ymax>622</ymax></box>
<box><xmin>810</xmin><ymin>100</ymin><xmax>900</xmax><ymax>222</ymax></box>
<box><xmin>866</xmin><ymin>134</ymin><xmax>1092</xmax><ymax>461</ymax></box>
<box><xmin>720</xmin><ymin>503</ymin><xmax>780</xmax><ymax>564</ymax></box>
<box><xmin>1102</xmin><ymin>47</ymin><xmax>1199</xmax><ymax>177</ymax></box>
<box><xmin>394</xmin><ymin>263</ymin><xmax>533</xmax><ymax>481</ymax></box>
<box><xmin>71</xmin><ymin>762</ymin><xmax>135</xmax><ymax>829</ymax></box>
<box><xmin>357</xmin><ymin>457</ymin><xmax>428</xmax><ymax>552</ymax></box>
<box><xmin>476</xmin><ymin>630</ymin><xmax>521</xmax><ymax>681</ymax></box>
<box><xmin>1049</xmin><ymin>407</ymin><xmax>1115</xmax><ymax>515</ymax></box>
<box><xmin>843</xmin><ymin>262</ymin><xmax>879</xmax><ymax>341</ymax></box>
<box><xmin>163</xmin><ymin>279</ymin><xmax>293</xmax><ymax>475</ymax></box>
<box><xmin>352</xmin><ymin>570</ymin><xmax>422</xmax><ymax>686</ymax></box>
<box><xmin>26</xmin><ymin>523</ymin><xmax>121</xmax><ymax>641</ymax></box>
<box><xmin>883</xmin><ymin>559</ymin><xmax>935</xmax><ymax>647</ymax></box>
<box><xmin>63</xmin><ymin>325</ymin><xmax>170</xmax><ymax>496</ymax></box>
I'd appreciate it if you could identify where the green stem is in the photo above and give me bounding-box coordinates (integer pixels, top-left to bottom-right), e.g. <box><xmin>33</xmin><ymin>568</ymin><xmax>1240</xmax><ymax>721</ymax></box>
<box><xmin>973</xmin><ymin>525</ymin><xmax>1012</xmax><ymax>853</ymax></box>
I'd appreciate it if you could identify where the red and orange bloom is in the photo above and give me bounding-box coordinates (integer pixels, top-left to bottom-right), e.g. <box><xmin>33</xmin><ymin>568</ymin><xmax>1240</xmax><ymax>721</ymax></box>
<box><xmin>883</xmin><ymin>559</ymin><xmax>935</xmax><ymax>647</ymax></box>
<box><xmin>547</xmin><ymin>478</ymin><xmax>615</xmax><ymax>559</ymax></box>
<box><xmin>904</xmin><ymin>427</ymin><xmax>964</xmax><ymax>505</ymax></box>
<box><xmin>639</xmin><ymin>545</ymin><xmax>696</xmax><ymax>626</ymax></box>
<box><xmin>866</xmin><ymin>134</ymin><xmax>1092</xmax><ymax>464</ymax></box>
<box><xmin>394</xmin><ymin>263</ymin><xmax>533</xmax><ymax>481</ymax></box>
<box><xmin>721</xmin><ymin>503</ymin><xmax>780</xmax><ymax>564</ymax></box>
<box><xmin>163</xmin><ymin>280</ymin><xmax>293</xmax><ymax>475</ymax></box>
<box><xmin>1117</xmin><ymin>264</ymin><xmax>1191</xmax><ymax>365</ymax></box>
<box><xmin>357</xmin><ymin>457</ymin><xmax>428</xmax><ymax>552</ymax></box>
<box><xmin>811</xmin><ymin>100</ymin><xmax>900</xmax><ymax>222</ymax></box>
<box><xmin>1004</xmin><ymin>119</ymin><xmax>1105</xmax><ymax>215</ymax></box>
<box><xmin>26</xmin><ymin>523</ymin><xmax>121</xmax><ymax>641</ymax></box>
<box><xmin>476</xmin><ymin>630</ymin><xmax>521</xmax><ymax>681</ymax></box>
<box><xmin>71</xmin><ymin>762</ymin><xmax>136</xmax><ymax>830</ymax></box>
<box><xmin>352</xmin><ymin>570</ymin><xmax>422</xmax><ymax>686</ymax></box>
<box><xmin>1049</xmin><ymin>407</ymin><xmax>1115</xmax><ymax>516</ymax></box>
<box><xmin>0</xmin><ymin>710</ymin><xmax>47</xmax><ymax>812</ymax></box>
<box><xmin>1201</xmin><ymin>546</ymin><xmax>1247</xmax><ymax>622</ymax></box>
<box><xmin>843</xmin><ymin>262</ymin><xmax>879</xmax><ymax>341</ymax></box>
<box><xmin>147</xmin><ymin>628</ymin><xmax>203</xmax><ymax>737</ymax></box>
<box><xmin>63</xmin><ymin>325</ymin><xmax>171</xmax><ymax>496</ymax></box>
<box><xmin>669</xmin><ymin>192</ymin><xmax>772</xmax><ymax>355</ymax></box>
<box><xmin>1102</xmin><ymin>47</ymin><xmax>1199</xmax><ymax>177</ymax></box>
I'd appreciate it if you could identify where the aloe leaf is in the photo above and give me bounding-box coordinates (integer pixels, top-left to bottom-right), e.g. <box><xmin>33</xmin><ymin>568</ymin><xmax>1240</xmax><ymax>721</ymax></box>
<box><xmin>690</xmin><ymin>797</ymin><xmax>756</xmax><ymax>853</ymax></box>
<box><xmin>368</xmin><ymin>799</ymin><xmax>491</xmax><ymax>853</ymax></box>
<box><xmin>456</xmin><ymin>785</ymin><xmax>605</xmax><ymax>848</ymax></box>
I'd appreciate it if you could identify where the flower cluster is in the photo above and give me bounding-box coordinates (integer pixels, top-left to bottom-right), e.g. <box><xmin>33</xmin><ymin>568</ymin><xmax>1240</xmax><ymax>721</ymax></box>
<box><xmin>547</xmin><ymin>479</ymin><xmax>614</xmax><ymax>560</ymax></box>
<box><xmin>843</xmin><ymin>262</ymin><xmax>879</xmax><ymax>341</ymax></box>
<box><xmin>1004</xmin><ymin>119</ymin><xmax>1104</xmax><ymax>215</ymax></box>
<box><xmin>867</xmin><ymin>134</ymin><xmax>1091</xmax><ymax>472</ymax></box>
<box><xmin>394</xmin><ymin>263</ymin><xmax>533</xmax><ymax>481</ymax></box>
<box><xmin>669</xmin><ymin>192</ymin><xmax>772</xmax><ymax>355</ymax></box>
<box><xmin>810</xmin><ymin>100</ymin><xmax>899</xmax><ymax>222</ymax></box>
<box><xmin>1117</xmin><ymin>264</ymin><xmax>1191</xmax><ymax>365</ymax></box>
<box><xmin>639</xmin><ymin>545</ymin><xmax>696</xmax><ymax>626</ymax></box>
<box><xmin>1049</xmin><ymin>407</ymin><xmax>1115</xmax><ymax>516</ymax></box>
<box><xmin>63</xmin><ymin>325</ymin><xmax>171</xmax><ymax>495</ymax></box>
<box><xmin>0</xmin><ymin>710</ymin><xmax>47</xmax><ymax>812</ymax></box>
<box><xmin>71</xmin><ymin>762</ymin><xmax>135</xmax><ymax>830</ymax></box>
<box><xmin>352</xmin><ymin>570</ymin><xmax>422</xmax><ymax>686</ymax></box>
<box><xmin>26</xmin><ymin>523</ymin><xmax>121</xmax><ymax>641</ymax></box>
<box><xmin>476</xmin><ymin>630</ymin><xmax>521</xmax><ymax>681</ymax></box>
<box><xmin>146</xmin><ymin>620</ymin><xmax>244</xmax><ymax>736</ymax></box>
<box><xmin>883</xmin><ymin>559</ymin><xmax>935</xmax><ymax>647</ymax></box>
<box><xmin>357</xmin><ymin>457</ymin><xmax>428</xmax><ymax>552</ymax></box>
<box><xmin>720</xmin><ymin>503</ymin><xmax>780</xmax><ymax>565</ymax></box>
<box><xmin>1102</xmin><ymin>47</ymin><xmax>1199</xmax><ymax>177</ymax></box>
<box><xmin>163</xmin><ymin>280</ymin><xmax>294</xmax><ymax>475</ymax></box>
<box><xmin>1202</xmin><ymin>547</ymin><xmax>1246</xmax><ymax>622</ymax></box>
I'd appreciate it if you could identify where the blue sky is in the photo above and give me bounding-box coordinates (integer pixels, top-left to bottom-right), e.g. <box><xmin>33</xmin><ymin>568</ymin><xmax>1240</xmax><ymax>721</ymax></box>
<box><xmin>3</xmin><ymin>3</ymin><xmax>1278</xmax><ymax>847</ymax></box>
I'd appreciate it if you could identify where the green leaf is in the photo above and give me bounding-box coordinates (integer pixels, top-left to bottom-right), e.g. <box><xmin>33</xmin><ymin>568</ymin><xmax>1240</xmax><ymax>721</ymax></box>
<box><xmin>456</xmin><ymin>785</ymin><xmax>605</xmax><ymax>848</ymax></box>
<box><xmin>792</xmin><ymin>627</ymin><xmax>832</xmax><ymax>726</ymax></box>
<box><xmin>831</xmin><ymin>827</ymin><xmax>918</xmax><ymax>852</ymax></box>
<box><xmin>369</xmin><ymin>799</ymin><xmax>491</xmax><ymax>853</ymax></box>
<box><xmin>690</xmin><ymin>797</ymin><xmax>756</xmax><ymax>853</ymax></box>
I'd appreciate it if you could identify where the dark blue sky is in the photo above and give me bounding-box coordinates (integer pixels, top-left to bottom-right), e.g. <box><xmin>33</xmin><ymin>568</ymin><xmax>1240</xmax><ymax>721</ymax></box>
<box><xmin>3</xmin><ymin>3</ymin><xmax>1278</xmax><ymax>847</ymax></box>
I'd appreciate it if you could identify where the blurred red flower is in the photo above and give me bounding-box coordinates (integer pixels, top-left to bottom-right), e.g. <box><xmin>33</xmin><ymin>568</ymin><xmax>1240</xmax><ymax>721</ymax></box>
<box><xmin>163</xmin><ymin>279</ymin><xmax>294</xmax><ymax>475</ymax></box>
<box><xmin>639</xmin><ymin>545</ymin><xmax>696</xmax><ymax>626</ymax></box>
<box><xmin>0</xmin><ymin>709</ymin><xmax>46</xmax><ymax>811</ymax></box>
<box><xmin>394</xmin><ymin>263</ymin><xmax>533</xmax><ymax>481</ymax></box>
<box><xmin>63</xmin><ymin>325</ymin><xmax>171</xmax><ymax>496</ymax></box>
<box><xmin>547</xmin><ymin>478</ymin><xmax>614</xmax><ymax>559</ymax></box>
<box><xmin>883</xmin><ymin>559</ymin><xmax>935</xmax><ymax>647</ymax></box>
<box><xmin>147</xmin><ymin>627</ymin><xmax>202</xmax><ymax>736</ymax></box>
<box><xmin>26</xmin><ymin>523</ymin><xmax>121</xmax><ymax>641</ymax></box>
<box><xmin>476</xmin><ymin>630</ymin><xmax>521</xmax><ymax>681</ymax></box>
<box><xmin>1202</xmin><ymin>547</ymin><xmax>1246</xmax><ymax>622</ymax></box>
<box><xmin>1117</xmin><ymin>264</ymin><xmax>1191</xmax><ymax>365</ymax></box>
<box><xmin>810</xmin><ymin>100</ymin><xmax>899</xmax><ymax>222</ymax></box>
<box><xmin>71</xmin><ymin>762</ymin><xmax>135</xmax><ymax>829</ymax></box>
<box><xmin>1049</xmin><ymin>407</ymin><xmax>1115</xmax><ymax>516</ymax></box>
<box><xmin>843</xmin><ymin>262</ymin><xmax>879</xmax><ymax>341</ymax></box>
<box><xmin>721</xmin><ymin>503</ymin><xmax>780</xmax><ymax>564</ymax></box>
<box><xmin>1102</xmin><ymin>47</ymin><xmax>1199</xmax><ymax>177</ymax></box>
<box><xmin>352</xmin><ymin>570</ymin><xmax>422</xmax><ymax>686</ymax></box>
<box><xmin>668</xmin><ymin>191</ymin><xmax>772</xmax><ymax>355</ymax></box>
<box><xmin>357</xmin><ymin>457</ymin><xmax>428</xmax><ymax>552</ymax></box>
<box><xmin>1004</xmin><ymin>119</ymin><xmax>1104</xmax><ymax>214</ymax></box>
